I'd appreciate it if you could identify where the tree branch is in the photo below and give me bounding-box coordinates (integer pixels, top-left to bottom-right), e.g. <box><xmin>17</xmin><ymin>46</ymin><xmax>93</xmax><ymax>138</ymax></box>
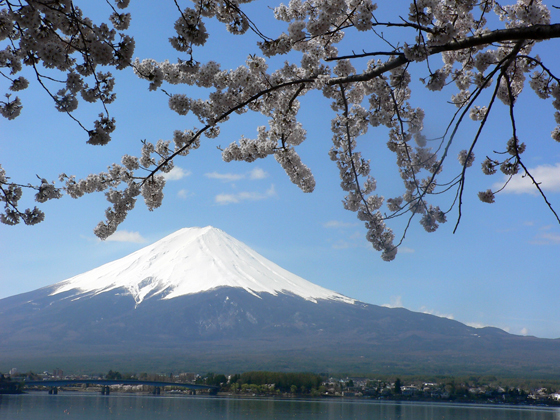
<box><xmin>328</xmin><ymin>23</ymin><xmax>560</xmax><ymax>85</ymax></box>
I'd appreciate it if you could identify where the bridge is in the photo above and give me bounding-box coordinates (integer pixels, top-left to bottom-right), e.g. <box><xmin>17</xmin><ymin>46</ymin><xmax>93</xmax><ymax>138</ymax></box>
<box><xmin>22</xmin><ymin>379</ymin><xmax>218</xmax><ymax>395</ymax></box>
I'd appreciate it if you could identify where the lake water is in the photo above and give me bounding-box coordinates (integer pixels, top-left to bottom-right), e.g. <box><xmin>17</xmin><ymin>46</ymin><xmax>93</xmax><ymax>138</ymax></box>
<box><xmin>1</xmin><ymin>392</ymin><xmax>560</xmax><ymax>419</ymax></box>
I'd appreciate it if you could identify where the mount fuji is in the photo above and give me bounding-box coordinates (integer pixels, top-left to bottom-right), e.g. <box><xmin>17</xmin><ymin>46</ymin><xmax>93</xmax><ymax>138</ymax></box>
<box><xmin>2</xmin><ymin>226</ymin><xmax>560</xmax><ymax>376</ymax></box>
<box><xmin>51</xmin><ymin>226</ymin><xmax>355</xmax><ymax>306</ymax></box>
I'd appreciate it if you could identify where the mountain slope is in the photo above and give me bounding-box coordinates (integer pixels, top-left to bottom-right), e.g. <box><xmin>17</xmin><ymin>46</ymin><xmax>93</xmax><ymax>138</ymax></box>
<box><xmin>51</xmin><ymin>226</ymin><xmax>353</xmax><ymax>305</ymax></box>
<box><xmin>1</xmin><ymin>226</ymin><xmax>560</xmax><ymax>376</ymax></box>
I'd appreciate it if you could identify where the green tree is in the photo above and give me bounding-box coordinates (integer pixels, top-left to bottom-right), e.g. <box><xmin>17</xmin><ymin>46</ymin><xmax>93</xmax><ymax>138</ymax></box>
<box><xmin>106</xmin><ymin>370</ymin><xmax>122</xmax><ymax>380</ymax></box>
<box><xmin>394</xmin><ymin>378</ymin><xmax>402</xmax><ymax>395</ymax></box>
<box><xmin>0</xmin><ymin>374</ymin><xmax>22</xmax><ymax>394</ymax></box>
<box><xmin>203</xmin><ymin>372</ymin><xmax>225</xmax><ymax>387</ymax></box>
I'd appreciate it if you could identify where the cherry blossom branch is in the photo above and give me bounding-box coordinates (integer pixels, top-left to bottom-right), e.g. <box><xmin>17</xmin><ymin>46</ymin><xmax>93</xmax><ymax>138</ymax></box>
<box><xmin>145</xmin><ymin>80</ymin><xmax>310</xmax><ymax>182</ymax></box>
<box><xmin>504</xmin><ymin>71</ymin><xmax>560</xmax><ymax>225</ymax></box>
<box><xmin>453</xmin><ymin>75</ymin><xmax>502</xmax><ymax>233</ymax></box>
<box><xmin>222</xmin><ymin>0</ymin><xmax>273</xmax><ymax>41</ymax></box>
<box><xmin>328</xmin><ymin>24</ymin><xmax>560</xmax><ymax>85</ymax></box>
<box><xmin>453</xmin><ymin>40</ymin><xmax>525</xmax><ymax>231</ymax></box>
<box><xmin>326</xmin><ymin>51</ymin><xmax>404</xmax><ymax>61</ymax></box>
<box><xmin>6</xmin><ymin>0</ymin><xmax>560</xmax><ymax>260</ymax></box>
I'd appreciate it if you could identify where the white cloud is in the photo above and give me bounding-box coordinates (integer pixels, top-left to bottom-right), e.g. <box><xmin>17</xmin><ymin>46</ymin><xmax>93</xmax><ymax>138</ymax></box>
<box><xmin>163</xmin><ymin>166</ymin><xmax>191</xmax><ymax>181</ymax></box>
<box><xmin>530</xmin><ymin>230</ymin><xmax>560</xmax><ymax>245</ymax></box>
<box><xmin>177</xmin><ymin>189</ymin><xmax>192</xmax><ymax>199</ymax></box>
<box><xmin>249</xmin><ymin>168</ymin><xmax>269</xmax><ymax>180</ymax></box>
<box><xmin>323</xmin><ymin>220</ymin><xmax>357</xmax><ymax>228</ymax></box>
<box><xmin>419</xmin><ymin>306</ymin><xmax>454</xmax><ymax>320</ymax></box>
<box><xmin>465</xmin><ymin>322</ymin><xmax>490</xmax><ymax>329</ymax></box>
<box><xmin>215</xmin><ymin>185</ymin><xmax>277</xmax><ymax>204</ymax></box>
<box><xmin>106</xmin><ymin>230</ymin><xmax>147</xmax><ymax>243</ymax></box>
<box><xmin>382</xmin><ymin>295</ymin><xmax>403</xmax><ymax>308</ymax></box>
<box><xmin>205</xmin><ymin>167</ymin><xmax>269</xmax><ymax>183</ymax></box>
<box><xmin>520</xmin><ymin>327</ymin><xmax>529</xmax><ymax>336</ymax></box>
<box><xmin>327</xmin><ymin>230</ymin><xmax>363</xmax><ymax>249</ymax></box>
<box><xmin>205</xmin><ymin>172</ymin><xmax>245</xmax><ymax>182</ymax></box>
<box><xmin>493</xmin><ymin>163</ymin><xmax>560</xmax><ymax>195</ymax></box>
<box><xmin>398</xmin><ymin>246</ymin><xmax>415</xmax><ymax>254</ymax></box>
<box><xmin>332</xmin><ymin>240</ymin><xmax>351</xmax><ymax>249</ymax></box>
<box><xmin>215</xmin><ymin>193</ymin><xmax>242</xmax><ymax>204</ymax></box>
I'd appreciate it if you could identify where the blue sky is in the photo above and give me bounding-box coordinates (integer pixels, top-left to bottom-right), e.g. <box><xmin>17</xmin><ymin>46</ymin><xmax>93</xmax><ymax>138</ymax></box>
<box><xmin>2</xmin><ymin>0</ymin><xmax>560</xmax><ymax>339</ymax></box>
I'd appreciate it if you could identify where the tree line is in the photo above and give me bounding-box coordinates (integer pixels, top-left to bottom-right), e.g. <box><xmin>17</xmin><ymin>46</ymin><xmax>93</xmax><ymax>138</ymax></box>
<box><xmin>202</xmin><ymin>371</ymin><xmax>323</xmax><ymax>394</ymax></box>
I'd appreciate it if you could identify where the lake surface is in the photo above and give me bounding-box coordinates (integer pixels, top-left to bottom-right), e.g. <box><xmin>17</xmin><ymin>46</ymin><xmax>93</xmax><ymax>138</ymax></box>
<box><xmin>1</xmin><ymin>392</ymin><xmax>560</xmax><ymax>419</ymax></box>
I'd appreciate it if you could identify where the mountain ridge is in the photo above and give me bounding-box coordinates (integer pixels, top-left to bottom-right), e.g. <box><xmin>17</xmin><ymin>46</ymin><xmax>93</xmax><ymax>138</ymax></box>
<box><xmin>2</xmin><ymin>226</ymin><xmax>560</xmax><ymax>376</ymax></box>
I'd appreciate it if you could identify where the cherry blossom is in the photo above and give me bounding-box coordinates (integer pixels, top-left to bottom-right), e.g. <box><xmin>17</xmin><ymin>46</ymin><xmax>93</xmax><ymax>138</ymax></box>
<box><xmin>2</xmin><ymin>0</ymin><xmax>560</xmax><ymax>260</ymax></box>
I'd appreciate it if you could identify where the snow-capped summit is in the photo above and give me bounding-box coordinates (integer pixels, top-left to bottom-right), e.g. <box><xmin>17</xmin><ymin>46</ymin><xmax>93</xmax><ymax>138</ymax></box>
<box><xmin>52</xmin><ymin>226</ymin><xmax>355</xmax><ymax>305</ymax></box>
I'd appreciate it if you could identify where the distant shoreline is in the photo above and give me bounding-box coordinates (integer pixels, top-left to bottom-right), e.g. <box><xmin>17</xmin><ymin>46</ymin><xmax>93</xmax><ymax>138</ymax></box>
<box><xmin>13</xmin><ymin>388</ymin><xmax>560</xmax><ymax>409</ymax></box>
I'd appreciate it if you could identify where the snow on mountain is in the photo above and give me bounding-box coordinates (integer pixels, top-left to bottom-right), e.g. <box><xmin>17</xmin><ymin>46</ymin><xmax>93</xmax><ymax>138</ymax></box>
<box><xmin>52</xmin><ymin>226</ymin><xmax>355</xmax><ymax>305</ymax></box>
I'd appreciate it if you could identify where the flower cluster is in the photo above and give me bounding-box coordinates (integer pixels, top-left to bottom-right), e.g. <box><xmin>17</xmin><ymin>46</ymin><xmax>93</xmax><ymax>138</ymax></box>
<box><xmin>478</xmin><ymin>189</ymin><xmax>495</xmax><ymax>203</ymax></box>
<box><xmin>0</xmin><ymin>164</ymin><xmax>61</xmax><ymax>226</ymax></box>
<box><xmin>458</xmin><ymin>150</ymin><xmax>475</xmax><ymax>168</ymax></box>
<box><xmin>0</xmin><ymin>0</ymin><xmax>134</xmax><ymax>135</ymax></box>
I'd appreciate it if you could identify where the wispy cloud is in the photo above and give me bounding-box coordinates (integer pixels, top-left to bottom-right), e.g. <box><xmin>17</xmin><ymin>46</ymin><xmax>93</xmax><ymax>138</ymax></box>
<box><xmin>249</xmin><ymin>168</ymin><xmax>269</xmax><ymax>180</ymax></box>
<box><xmin>206</xmin><ymin>172</ymin><xmax>245</xmax><ymax>182</ymax></box>
<box><xmin>493</xmin><ymin>163</ymin><xmax>560</xmax><ymax>195</ymax></box>
<box><xmin>332</xmin><ymin>240</ymin><xmax>351</xmax><ymax>249</ymax></box>
<box><xmin>419</xmin><ymin>306</ymin><xmax>454</xmax><ymax>320</ymax></box>
<box><xmin>206</xmin><ymin>167</ymin><xmax>269</xmax><ymax>182</ymax></box>
<box><xmin>398</xmin><ymin>246</ymin><xmax>415</xmax><ymax>254</ymax></box>
<box><xmin>530</xmin><ymin>225</ymin><xmax>560</xmax><ymax>245</ymax></box>
<box><xmin>520</xmin><ymin>327</ymin><xmax>529</xmax><ymax>336</ymax></box>
<box><xmin>106</xmin><ymin>230</ymin><xmax>147</xmax><ymax>243</ymax></box>
<box><xmin>215</xmin><ymin>185</ymin><xmax>276</xmax><ymax>204</ymax></box>
<box><xmin>177</xmin><ymin>189</ymin><xmax>192</xmax><ymax>199</ymax></box>
<box><xmin>323</xmin><ymin>220</ymin><xmax>357</xmax><ymax>228</ymax></box>
<box><xmin>163</xmin><ymin>166</ymin><xmax>191</xmax><ymax>181</ymax></box>
<box><xmin>465</xmin><ymin>322</ymin><xmax>490</xmax><ymax>329</ymax></box>
<box><xmin>326</xmin><ymin>227</ymin><xmax>371</xmax><ymax>250</ymax></box>
<box><xmin>382</xmin><ymin>296</ymin><xmax>403</xmax><ymax>308</ymax></box>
